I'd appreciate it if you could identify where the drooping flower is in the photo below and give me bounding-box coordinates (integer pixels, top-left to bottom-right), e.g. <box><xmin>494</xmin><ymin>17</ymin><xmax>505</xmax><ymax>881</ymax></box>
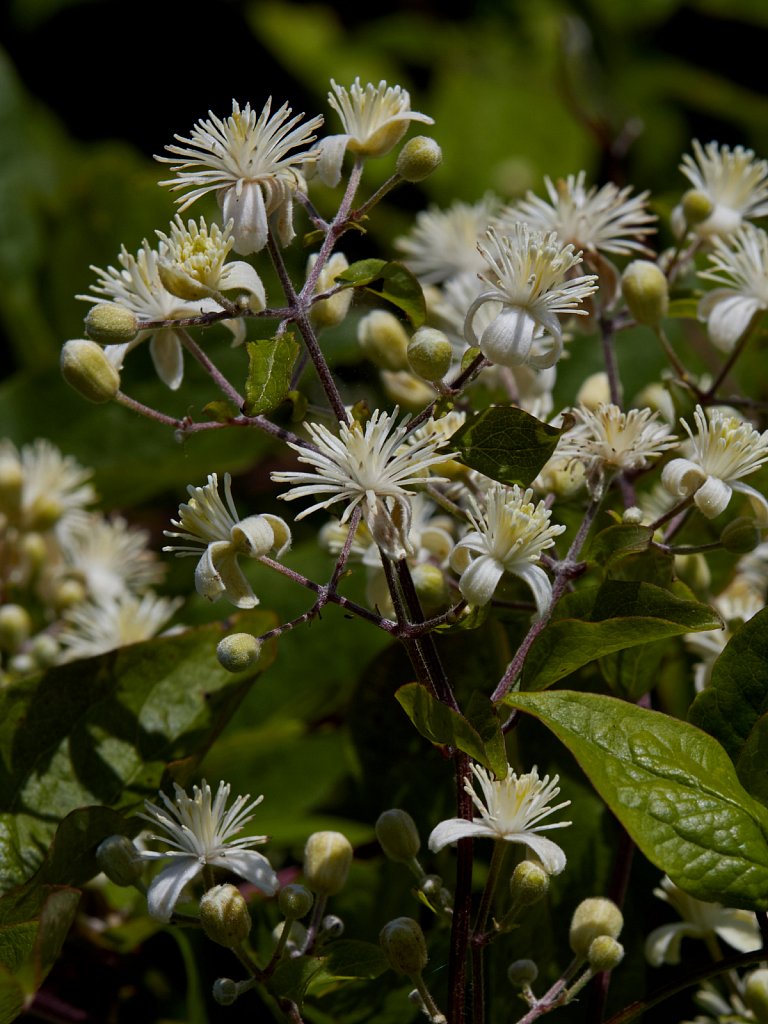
<box><xmin>428</xmin><ymin>763</ymin><xmax>571</xmax><ymax>875</ymax></box>
<box><xmin>697</xmin><ymin>225</ymin><xmax>768</xmax><ymax>352</ymax></box>
<box><xmin>395</xmin><ymin>196</ymin><xmax>498</xmax><ymax>284</ymax></box>
<box><xmin>450</xmin><ymin>484</ymin><xmax>564</xmax><ymax>617</ymax></box>
<box><xmin>139</xmin><ymin>780</ymin><xmax>278</xmax><ymax>923</ymax></box>
<box><xmin>674</xmin><ymin>140</ymin><xmax>768</xmax><ymax>239</ymax></box>
<box><xmin>507</xmin><ymin>171</ymin><xmax>656</xmax><ymax>256</ymax></box>
<box><xmin>164</xmin><ymin>473</ymin><xmax>291</xmax><ymax>608</ymax></box>
<box><xmin>314</xmin><ymin>78</ymin><xmax>433</xmax><ymax>187</ymax></box>
<box><xmin>157</xmin><ymin>99</ymin><xmax>323</xmax><ymax>254</ymax></box>
<box><xmin>464</xmin><ymin>225</ymin><xmax>598</xmax><ymax>370</ymax></box>
<box><xmin>57</xmin><ymin>591</ymin><xmax>182</xmax><ymax>662</ymax></box>
<box><xmin>271</xmin><ymin>408</ymin><xmax>455</xmax><ymax>561</ymax></box>
<box><xmin>645</xmin><ymin>875</ymin><xmax>760</xmax><ymax>966</ymax></box>
<box><xmin>661</xmin><ymin>405</ymin><xmax>768</xmax><ymax>520</ymax></box>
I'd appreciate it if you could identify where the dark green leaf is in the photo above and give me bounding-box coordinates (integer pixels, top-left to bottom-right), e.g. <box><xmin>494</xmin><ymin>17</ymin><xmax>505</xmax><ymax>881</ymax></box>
<box><xmin>270</xmin><ymin>953</ymin><xmax>327</xmax><ymax>1002</ymax></box>
<box><xmin>587</xmin><ymin>524</ymin><xmax>653</xmax><ymax>571</ymax></box>
<box><xmin>504</xmin><ymin>690</ymin><xmax>768</xmax><ymax>910</ymax></box>
<box><xmin>395</xmin><ymin>682</ymin><xmax>499</xmax><ymax>772</ymax></box>
<box><xmin>244</xmin><ymin>333</ymin><xmax>300</xmax><ymax>416</ymax></box>
<box><xmin>335</xmin><ymin>259</ymin><xmax>426</xmax><ymax>326</ymax></box>
<box><xmin>452</xmin><ymin>406</ymin><xmax>563</xmax><ymax>486</ymax></box>
<box><xmin>322</xmin><ymin>940</ymin><xmax>389</xmax><ymax>980</ymax></box>
<box><xmin>464</xmin><ymin>691</ymin><xmax>508</xmax><ymax>779</ymax></box>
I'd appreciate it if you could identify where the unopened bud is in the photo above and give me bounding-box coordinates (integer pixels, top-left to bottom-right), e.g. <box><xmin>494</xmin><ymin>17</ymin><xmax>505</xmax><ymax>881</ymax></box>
<box><xmin>0</xmin><ymin>604</ymin><xmax>32</xmax><ymax>652</ymax></box>
<box><xmin>721</xmin><ymin>517</ymin><xmax>761</xmax><ymax>554</ymax></box>
<box><xmin>30</xmin><ymin>633</ymin><xmax>59</xmax><ymax>668</ymax></box>
<box><xmin>381</xmin><ymin>370</ymin><xmax>435</xmax><ymax>410</ymax></box>
<box><xmin>569</xmin><ymin>898</ymin><xmax>624</xmax><ymax>959</ymax></box>
<box><xmin>278</xmin><ymin>883</ymin><xmax>313</xmax><ymax>920</ymax></box>
<box><xmin>674</xmin><ymin>552</ymin><xmax>711</xmax><ymax>592</ymax></box>
<box><xmin>358</xmin><ymin>310</ymin><xmax>410</xmax><ymax>371</ymax></box>
<box><xmin>52</xmin><ymin>578</ymin><xmax>88</xmax><ymax>611</ymax></box>
<box><xmin>84</xmin><ymin>303</ymin><xmax>139</xmax><ymax>345</ymax></box>
<box><xmin>587</xmin><ymin>935</ymin><xmax>624</xmax><ymax>972</ymax></box>
<box><xmin>622</xmin><ymin>507</ymin><xmax>645</xmax><ymax>525</ymax></box>
<box><xmin>61</xmin><ymin>340</ymin><xmax>120</xmax><ymax>403</ymax></box>
<box><xmin>303</xmin><ymin>831</ymin><xmax>353</xmax><ymax>896</ymax></box>
<box><xmin>507</xmin><ymin>959</ymin><xmax>538</xmax><ymax>986</ymax></box>
<box><xmin>396</xmin><ymin>137</ymin><xmax>442</xmax><ymax>182</ymax></box>
<box><xmin>212</xmin><ymin>978</ymin><xmax>239</xmax><ymax>1006</ymax></box>
<box><xmin>96</xmin><ymin>834</ymin><xmax>144</xmax><ymax>887</ymax></box>
<box><xmin>621</xmin><ymin>261</ymin><xmax>669</xmax><ymax>327</ymax></box>
<box><xmin>0</xmin><ymin>451</ymin><xmax>22</xmax><ymax>518</ymax></box>
<box><xmin>576</xmin><ymin>371</ymin><xmax>610</xmax><ymax>410</ymax></box>
<box><xmin>380</xmin><ymin>917</ymin><xmax>428</xmax><ymax>976</ymax></box>
<box><xmin>375</xmin><ymin>809</ymin><xmax>421</xmax><ymax>862</ymax></box>
<box><xmin>681</xmin><ymin>189</ymin><xmax>714</xmax><ymax>227</ymax></box>
<box><xmin>20</xmin><ymin>533</ymin><xmax>47</xmax><ymax>569</ymax></box>
<box><xmin>745</xmin><ymin>968</ymin><xmax>768</xmax><ymax>1023</ymax></box>
<box><xmin>309</xmin><ymin>252</ymin><xmax>353</xmax><ymax>329</ymax></box>
<box><xmin>411</xmin><ymin>564</ymin><xmax>450</xmax><ymax>613</ymax></box>
<box><xmin>407</xmin><ymin>327</ymin><xmax>453</xmax><ymax>382</ymax></box>
<box><xmin>200</xmin><ymin>884</ymin><xmax>252</xmax><ymax>948</ymax></box>
<box><xmin>216</xmin><ymin>633</ymin><xmax>263</xmax><ymax>672</ymax></box>
<box><xmin>510</xmin><ymin>860</ymin><xmax>550</xmax><ymax>907</ymax></box>
<box><xmin>319</xmin><ymin>914</ymin><xmax>344</xmax><ymax>940</ymax></box>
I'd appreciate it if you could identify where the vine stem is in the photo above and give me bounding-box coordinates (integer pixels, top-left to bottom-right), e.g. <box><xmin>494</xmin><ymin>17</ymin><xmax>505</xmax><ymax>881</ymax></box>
<box><xmin>470</xmin><ymin>841</ymin><xmax>509</xmax><ymax>1024</ymax></box>
<box><xmin>178</xmin><ymin>328</ymin><xmax>244</xmax><ymax>406</ymax></box>
<box><xmin>600</xmin><ymin>314</ymin><xmax>623</xmax><ymax>408</ymax></box>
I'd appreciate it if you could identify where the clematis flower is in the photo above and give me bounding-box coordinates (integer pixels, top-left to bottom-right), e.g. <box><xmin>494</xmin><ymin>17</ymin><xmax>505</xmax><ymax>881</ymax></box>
<box><xmin>697</xmin><ymin>224</ymin><xmax>768</xmax><ymax>352</ymax></box>
<box><xmin>0</xmin><ymin>439</ymin><xmax>95</xmax><ymax>530</ymax></box>
<box><xmin>673</xmin><ymin>140</ymin><xmax>768</xmax><ymax>240</ymax></box>
<box><xmin>139</xmin><ymin>780</ymin><xmax>278</xmax><ymax>923</ymax></box>
<box><xmin>57</xmin><ymin>591</ymin><xmax>182</xmax><ymax>662</ymax></box>
<box><xmin>164</xmin><ymin>473</ymin><xmax>291</xmax><ymax>608</ymax></box>
<box><xmin>661</xmin><ymin>405</ymin><xmax>768</xmax><ymax>520</ymax></box>
<box><xmin>395</xmin><ymin>196</ymin><xmax>498</xmax><ymax>285</ymax></box>
<box><xmin>58</xmin><ymin>513</ymin><xmax>164</xmax><ymax>603</ymax></box>
<box><xmin>428</xmin><ymin>763</ymin><xmax>571</xmax><ymax>875</ymax></box>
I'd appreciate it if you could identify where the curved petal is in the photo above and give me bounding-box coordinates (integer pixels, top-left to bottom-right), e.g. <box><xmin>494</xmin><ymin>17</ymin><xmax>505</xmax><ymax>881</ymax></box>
<box><xmin>232</xmin><ymin>515</ymin><xmax>277</xmax><ymax>558</ymax></box>
<box><xmin>146</xmin><ymin>858</ymin><xmax>201</xmax><ymax>923</ymax></box>
<box><xmin>644</xmin><ymin>922</ymin><xmax>700</xmax><ymax>967</ymax></box>
<box><xmin>262</xmin><ymin>514</ymin><xmax>292</xmax><ymax>557</ymax></box>
<box><xmin>149</xmin><ymin>329</ymin><xmax>184</xmax><ymax>390</ymax></box>
<box><xmin>427</xmin><ymin>818</ymin><xmax>496</xmax><ymax>852</ymax></box>
<box><xmin>222</xmin><ymin>182</ymin><xmax>268</xmax><ymax>255</ymax></box>
<box><xmin>662</xmin><ymin>458</ymin><xmax>707</xmax><ymax>499</ymax></box>
<box><xmin>271</xmin><ymin>193</ymin><xmax>296</xmax><ymax>249</ymax></box>
<box><xmin>457</xmin><ymin>554</ymin><xmax>504</xmax><ymax>606</ymax></box>
<box><xmin>715</xmin><ymin>913</ymin><xmax>761</xmax><ymax>953</ymax></box>
<box><xmin>211</xmin><ymin>849</ymin><xmax>279</xmax><ymax>896</ymax></box>
<box><xmin>514</xmin><ymin>563</ymin><xmax>554</xmax><ymax>620</ymax></box>
<box><xmin>480</xmin><ymin>309</ymin><xmax>537</xmax><ymax>368</ymax></box>
<box><xmin>732</xmin><ymin>480</ymin><xmax>768</xmax><ymax>525</ymax></box>
<box><xmin>212</xmin><ymin>549</ymin><xmax>259</xmax><ymax>609</ymax></box>
<box><xmin>694</xmin><ymin>475</ymin><xmax>732</xmax><ymax>518</ymax></box>
<box><xmin>194</xmin><ymin>543</ymin><xmax>228</xmax><ymax>602</ymax></box>
<box><xmin>315</xmin><ymin>134</ymin><xmax>351</xmax><ymax>188</ymax></box>
<box><xmin>528</xmin><ymin>331</ymin><xmax>563</xmax><ymax>370</ymax></box>
<box><xmin>518</xmin><ymin>834</ymin><xmax>566</xmax><ymax>876</ymax></box>
<box><xmin>702</xmin><ymin>292</ymin><xmax>763</xmax><ymax>353</ymax></box>
<box><xmin>219</xmin><ymin>261</ymin><xmax>267</xmax><ymax>310</ymax></box>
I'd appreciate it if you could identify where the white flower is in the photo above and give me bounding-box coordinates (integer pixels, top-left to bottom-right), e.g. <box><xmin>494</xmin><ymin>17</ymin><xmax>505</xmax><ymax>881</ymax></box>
<box><xmin>428</xmin><ymin>763</ymin><xmax>571</xmax><ymax>874</ymax></box>
<box><xmin>662</xmin><ymin>405</ymin><xmax>768</xmax><ymax>520</ymax></box>
<box><xmin>139</xmin><ymin>780</ymin><xmax>278</xmax><ymax>922</ymax></box>
<box><xmin>58</xmin><ymin>513</ymin><xmax>164</xmax><ymax>603</ymax></box>
<box><xmin>685</xmin><ymin>577</ymin><xmax>764</xmax><ymax>691</ymax></box>
<box><xmin>395</xmin><ymin>196</ymin><xmax>498</xmax><ymax>284</ymax></box>
<box><xmin>271</xmin><ymin>408</ymin><xmax>455</xmax><ymax>560</ymax></box>
<box><xmin>465</xmin><ymin>225</ymin><xmax>598</xmax><ymax>370</ymax></box>
<box><xmin>645</xmin><ymin>875</ymin><xmax>760</xmax><ymax>966</ymax></box>
<box><xmin>675</xmin><ymin>140</ymin><xmax>768</xmax><ymax>239</ymax></box>
<box><xmin>157</xmin><ymin>99</ymin><xmax>323</xmax><ymax>254</ymax></box>
<box><xmin>450</xmin><ymin>484</ymin><xmax>565</xmax><ymax>617</ymax></box>
<box><xmin>57</xmin><ymin>591</ymin><xmax>182</xmax><ymax>661</ymax></box>
<box><xmin>314</xmin><ymin>78</ymin><xmax>433</xmax><ymax>187</ymax></box>
<box><xmin>507</xmin><ymin>171</ymin><xmax>656</xmax><ymax>256</ymax></box>
<box><xmin>697</xmin><ymin>225</ymin><xmax>768</xmax><ymax>352</ymax></box>
<box><xmin>164</xmin><ymin>473</ymin><xmax>291</xmax><ymax>608</ymax></box>
<box><xmin>0</xmin><ymin>439</ymin><xmax>96</xmax><ymax>530</ymax></box>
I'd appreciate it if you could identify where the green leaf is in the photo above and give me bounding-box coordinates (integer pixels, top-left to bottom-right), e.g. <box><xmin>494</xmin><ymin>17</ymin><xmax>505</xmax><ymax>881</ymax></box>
<box><xmin>587</xmin><ymin>524</ymin><xmax>654</xmax><ymax>571</ymax></box>
<box><xmin>321</xmin><ymin>940</ymin><xmax>389</xmax><ymax>981</ymax></box>
<box><xmin>202</xmin><ymin>399</ymin><xmax>239</xmax><ymax>423</ymax></box>
<box><xmin>395</xmin><ymin>682</ymin><xmax>501</xmax><ymax>773</ymax></box>
<box><xmin>244</xmin><ymin>333</ymin><xmax>300</xmax><ymax>416</ymax></box>
<box><xmin>0</xmin><ymin>610</ymin><xmax>275</xmax><ymax>892</ymax></box>
<box><xmin>452</xmin><ymin>406</ymin><xmax>563</xmax><ymax>486</ymax></box>
<box><xmin>689</xmin><ymin>606</ymin><xmax>768</xmax><ymax>804</ymax></box>
<box><xmin>335</xmin><ymin>259</ymin><xmax>426</xmax><ymax>326</ymax></box>
<box><xmin>464</xmin><ymin>691</ymin><xmax>508</xmax><ymax>779</ymax></box>
<box><xmin>522</xmin><ymin>580</ymin><xmax>721</xmax><ymax>691</ymax></box>
<box><xmin>504</xmin><ymin>690</ymin><xmax>768</xmax><ymax>910</ymax></box>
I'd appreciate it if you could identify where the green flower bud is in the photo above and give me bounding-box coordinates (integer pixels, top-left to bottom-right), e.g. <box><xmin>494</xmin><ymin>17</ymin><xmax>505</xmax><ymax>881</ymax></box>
<box><xmin>587</xmin><ymin>935</ymin><xmax>625</xmax><ymax>972</ymax></box>
<box><xmin>379</xmin><ymin>917</ymin><xmax>428</xmax><ymax>976</ymax></box>
<box><xmin>510</xmin><ymin>860</ymin><xmax>550</xmax><ymax>907</ymax></box>
<box><xmin>84</xmin><ymin>303</ymin><xmax>139</xmax><ymax>345</ymax></box>
<box><xmin>199</xmin><ymin>884</ymin><xmax>252</xmax><ymax>948</ymax></box>
<box><xmin>61</xmin><ymin>340</ymin><xmax>120</xmax><ymax>404</ymax></box>
<box><xmin>681</xmin><ymin>189</ymin><xmax>714</xmax><ymax>227</ymax></box>
<box><xmin>621</xmin><ymin>261</ymin><xmax>669</xmax><ymax>327</ymax></box>
<box><xmin>303</xmin><ymin>831</ymin><xmax>353</xmax><ymax>896</ymax></box>
<box><xmin>0</xmin><ymin>604</ymin><xmax>32</xmax><ymax>653</ymax></box>
<box><xmin>52</xmin><ymin>578</ymin><xmax>88</xmax><ymax>612</ymax></box>
<box><xmin>507</xmin><ymin>959</ymin><xmax>538</xmax><ymax>986</ymax></box>
<box><xmin>20</xmin><ymin>533</ymin><xmax>47</xmax><ymax>569</ymax></box>
<box><xmin>375</xmin><ymin>809</ymin><xmax>421</xmax><ymax>862</ymax></box>
<box><xmin>216</xmin><ymin>633</ymin><xmax>263</xmax><ymax>672</ymax></box>
<box><xmin>96</xmin><ymin>834</ymin><xmax>144</xmax><ymax>887</ymax></box>
<box><xmin>569</xmin><ymin>898</ymin><xmax>624</xmax><ymax>960</ymax></box>
<box><xmin>745</xmin><ymin>968</ymin><xmax>768</xmax><ymax>1023</ymax></box>
<box><xmin>30</xmin><ymin>633</ymin><xmax>60</xmax><ymax>668</ymax></box>
<box><xmin>212</xmin><ymin>978</ymin><xmax>239</xmax><ymax>1006</ymax></box>
<box><xmin>411</xmin><ymin>564</ymin><xmax>450</xmax><ymax>613</ymax></box>
<box><xmin>407</xmin><ymin>327</ymin><xmax>453</xmax><ymax>382</ymax></box>
<box><xmin>278</xmin><ymin>883</ymin><xmax>314</xmax><ymax>920</ymax></box>
<box><xmin>396</xmin><ymin>137</ymin><xmax>443</xmax><ymax>182</ymax></box>
<box><xmin>721</xmin><ymin>516</ymin><xmax>761</xmax><ymax>554</ymax></box>
<box><xmin>358</xmin><ymin>310</ymin><xmax>410</xmax><ymax>371</ymax></box>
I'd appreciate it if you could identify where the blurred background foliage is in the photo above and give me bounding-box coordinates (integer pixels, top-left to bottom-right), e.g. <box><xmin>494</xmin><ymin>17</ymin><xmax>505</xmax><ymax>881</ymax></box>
<box><xmin>2</xmin><ymin>1</ymin><xmax>768</xmax><ymax>1021</ymax></box>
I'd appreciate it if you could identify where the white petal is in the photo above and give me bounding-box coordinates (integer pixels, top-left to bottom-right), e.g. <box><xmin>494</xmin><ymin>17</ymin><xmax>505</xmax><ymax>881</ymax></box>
<box><xmin>315</xmin><ymin>134</ymin><xmax>351</xmax><ymax>188</ymax></box>
<box><xmin>149</xmin><ymin>330</ymin><xmax>184</xmax><ymax>390</ymax></box>
<box><xmin>733</xmin><ymin>480</ymin><xmax>768</xmax><ymax>525</ymax></box>
<box><xmin>715</xmin><ymin>914</ymin><xmax>761</xmax><ymax>953</ymax></box>
<box><xmin>518</xmin><ymin>833</ymin><xmax>566</xmax><ymax>875</ymax></box>
<box><xmin>219</xmin><ymin>261</ymin><xmax>267</xmax><ymax>310</ymax></box>
<box><xmin>701</xmin><ymin>292</ymin><xmax>763</xmax><ymax>352</ymax></box>
<box><xmin>458</xmin><ymin>554</ymin><xmax>504</xmax><ymax>606</ymax></box>
<box><xmin>211</xmin><ymin>849</ymin><xmax>279</xmax><ymax>896</ymax></box>
<box><xmin>694</xmin><ymin>476</ymin><xmax>732</xmax><ymax>518</ymax></box>
<box><xmin>222</xmin><ymin>182</ymin><xmax>268</xmax><ymax>255</ymax></box>
<box><xmin>427</xmin><ymin>818</ymin><xmax>497</xmax><ymax>852</ymax></box>
<box><xmin>480</xmin><ymin>309</ymin><xmax>537</xmax><ymax>368</ymax></box>
<box><xmin>662</xmin><ymin>458</ymin><xmax>707</xmax><ymax>498</ymax></box>
<box><xmin>146</xmin><ymin>858</ymin><xmax>201</xmax><ymax>923</ymax></box>
<box><xmin>271</xmin><ymin>193</ymin><xmax>296</xmax><ymax>249</ymax></box>
<box><xmin>514</xmin><ymin>563</ymin><xmax>554</xmax><ymax>620</ymax></box>
<box><xmin>232</xmin><ymin>515</ymin><xmax>277</xmax><ymax>558</ymax></box>
<box><xmin>644</xmin><ymin>922</ymin><xmax>699</xmax><ymax>966</ymax></box>
<box><xmin>262</xmin><ymin>514</ymin><xmax>292</xmax><ymax>557</ymax></box>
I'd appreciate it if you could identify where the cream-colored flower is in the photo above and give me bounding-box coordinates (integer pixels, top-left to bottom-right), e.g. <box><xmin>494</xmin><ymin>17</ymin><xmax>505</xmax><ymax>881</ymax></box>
<box><xmin>0</xmin><ymin>439</ymin><xmax>95</xmax><ymax>531</ymax></box>
<box><xmin>58</xmin><ymin>513</ymin><xmax>164</xmax><ymax>603</ymax></box>
<box><xmin>450</xmin><ymin>484</ymin><xmax>564</xmax><ymax>616</ymax></box>
<box><xmin>697</xmin><ymin>225</ymin><xmax>768</xmax><ymax>352</ymax></box>
<box><xmin>158</xmin><ymin>99</ymin><xmax>323</xmax><ymax>254</ymax></box>
<box><xmin>465</xmin><ymin>225</ymin><xmax>598</xmax><ymax>370</ymax></box>
<box><xmin>674</xmin><ymin>140</ymin><xmax>768</xmax><ymax>239</ymax></box>
<box><xmin>685</xmin><ymin>577</ymin><xmax>764</xmax><ymax>691</ymax></box>
<box><xmin>314</xmin><ymin>78</ymin><xmax>433</xmax><ymax>187</ymax></box>
<box><xmin>57</xmin><ymin>591</ymin><xmax>182</xmax><ymax>662</ymax></box>
<box><xmin>428</xmin><ymin>763</ymin><xmax>571</xmax><ymax>875</ymax></box>
<box><xmin>164</xmin><ymin>473</ymin><xmax>291</xmax><ymax>608</ymax></box>
<box><xmin>139</xmin><ymin>780</ymin><xmax>278</xmax><ymax>922</ymax></box>
<box><xmin>395</xmin><ymin>196</ymin><xmax>498</xmax><ymax>284</ymax></box>
<box><xmin>662</xmin><ymin>405</ymin><xmax>768</xmax><ymax>520</ymax></box>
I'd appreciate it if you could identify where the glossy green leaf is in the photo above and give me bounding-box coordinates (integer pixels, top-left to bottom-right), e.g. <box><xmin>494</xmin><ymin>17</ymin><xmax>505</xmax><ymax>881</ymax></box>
<box><xmin>452</xmin><ymin>406</ymin><xmax>563</xmax><ymax>487</ymax></box>
<box><xmin>244</xmin><ymin>333</ymin><xmax>300</xmax><ymax>416</ymax></box>
<box><xmin>522</xmin><ymin>580</ymin><xmax>721</xmax><ymax>691</ymax></box>
<box><xmin>504</xmin><ymin>690</ymin><xmax>768</xmax><ymax>909</ymax></box>
<box><xmin>0</xmin><ymin>611</ymin><xmax>275</xmax><ymax>893</ymax></box>
<box><xmin>587</xmin><ymin>524</ymin><xmax>654</xmax><ymax>571</ymax></box>
<box><xmin>335</xmin><ymin>259</ymin><xmax>426</xmax><ymax>326</ymax></box>
<box><xmin>395</xmin><ymin>682</ymin><xmax>500</xmax><ymax>773</ymax></box>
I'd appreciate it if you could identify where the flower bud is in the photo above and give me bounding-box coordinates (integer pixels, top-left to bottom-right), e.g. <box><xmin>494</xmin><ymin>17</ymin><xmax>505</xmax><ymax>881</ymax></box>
<box><xmin>200</xmin><ymin>884</ymin><xmax>252</xmax><ymax>948</ymax></box>
<box><xmin>587</xmin><ymin>935</ymin><xmax>624</xmax><ymax>972</ymax></box>
<box><xmin>510</xmin><ymin>860</ymin><xmax>550</xmax><ymax>907</ymax></box>
<box><xmin>569</xmin><ymin>898</ymin><xmax>624</xmax><ymax>960</ymax></box>
<box><xmin>30</xmin><ymin>633</ymin><xmax>59</xmax><ymax>668</ymax></box>
<box><xmin>375</xmin><ymin>809</ymin><xmax>421</xmax><ymax>863</ymax></box>
<box><xmin>407</xmin><ymin>327</ymin><xmax>453</xmax><ymax>382</ymax></box>
<box><xmin>622</xmin><ymin>507</ymin><xmax>644</xmax><ymax>525</ymax></box>
<box><xmin>278</xmin><ymin>883</ymin><xmax>314</xmax><ymax>920</ymax></box>
<box><xmin>20</xmin><ymin>533</ymin><xmax>47</xmax><ymax>569</ymax></box>
<box><xmin>396</xmin><ymin>137</ymin><xmax>442</xmax><ymax>182</ymax></box>
<box><xmin>721</xmin><ymin>516</ymin><xmax>761</xmax><ymax>554</ymax></box>
<box><xmin>216</xmin><ymin>633</ymin><xmax>263</xmax><ymax>672</ymax></box>
<box><xmin>358</xmin><ymin>310</ymin><xmax>410</xmax><ymax>371</ymax></box>
<box><xmin>303</xmin><ymin>831</ymin><xmax>353</xmax><ymax>896</ymax></box>
<box><xmin>621</xmin><ymin>261</ymin><xmax>669</xmax><ymax>327</ymax></box>
<box><xmin>379</xmin><ymin>917</ymin><xmax>428</xmax><ymax>976</ymax></box>
<box><xmin>53</xmin><ymin>577</ymin><xmax>88</xmax><ymax>611</ymax></box>
<box><xmin>745</xmin><ymin>968</ymin><xmax>768</xmax><ymax>1023</ymax></box>
<box><xmin>84</xmin><ymin>303</ymin><xmax>139</xmax><ymax>345</ymax></box>
<box><xmin>212</xmin><ymin>978</ymin><xmax>239</xmax><ymax>1006</ymax></box>
<box><xmin>411</xmin><ymin>564</ymin><xmax>450</xmax><ymax>613</ymax></box>
<box><xmin>681</xmin><ymin>189</ymin><xmax>714</xmax><ymax>227</ymax></box>
<box><xmin>576</xmin><ymin>371</ymin><xmax>610</xmax><ymax>410</ymax></box>
<box><xmin>507</xmin><ymin>959</ymin><xmax>538</xmax><ymax>986</ymax></box>
<box><xmin>61</xmin><ymin>340</ymin><xmax>120</xmax><ymax>404</ymax></box>
<box><xmin>0</xmin><ymin>604</ymin><xmax>31</xmax><ymax>653</ymax></box>
<box><xmin>381</xmin><ymin>370</ymin><xmax>436</xmax><ymax>410</ymax></box>
<box><xmin>96</xmin><ymin>834</ymin><xmax>144</xmax><ymax>887</ymax></box>
<box><xmin>319</xmin><ymin>914</ymin><xmax>345</xmax><ymax>940</ymax></box>
<box><xmin>309</xmin><ymin>252</ymin><xmax>353</xmax><ymax>329</ymax></box>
